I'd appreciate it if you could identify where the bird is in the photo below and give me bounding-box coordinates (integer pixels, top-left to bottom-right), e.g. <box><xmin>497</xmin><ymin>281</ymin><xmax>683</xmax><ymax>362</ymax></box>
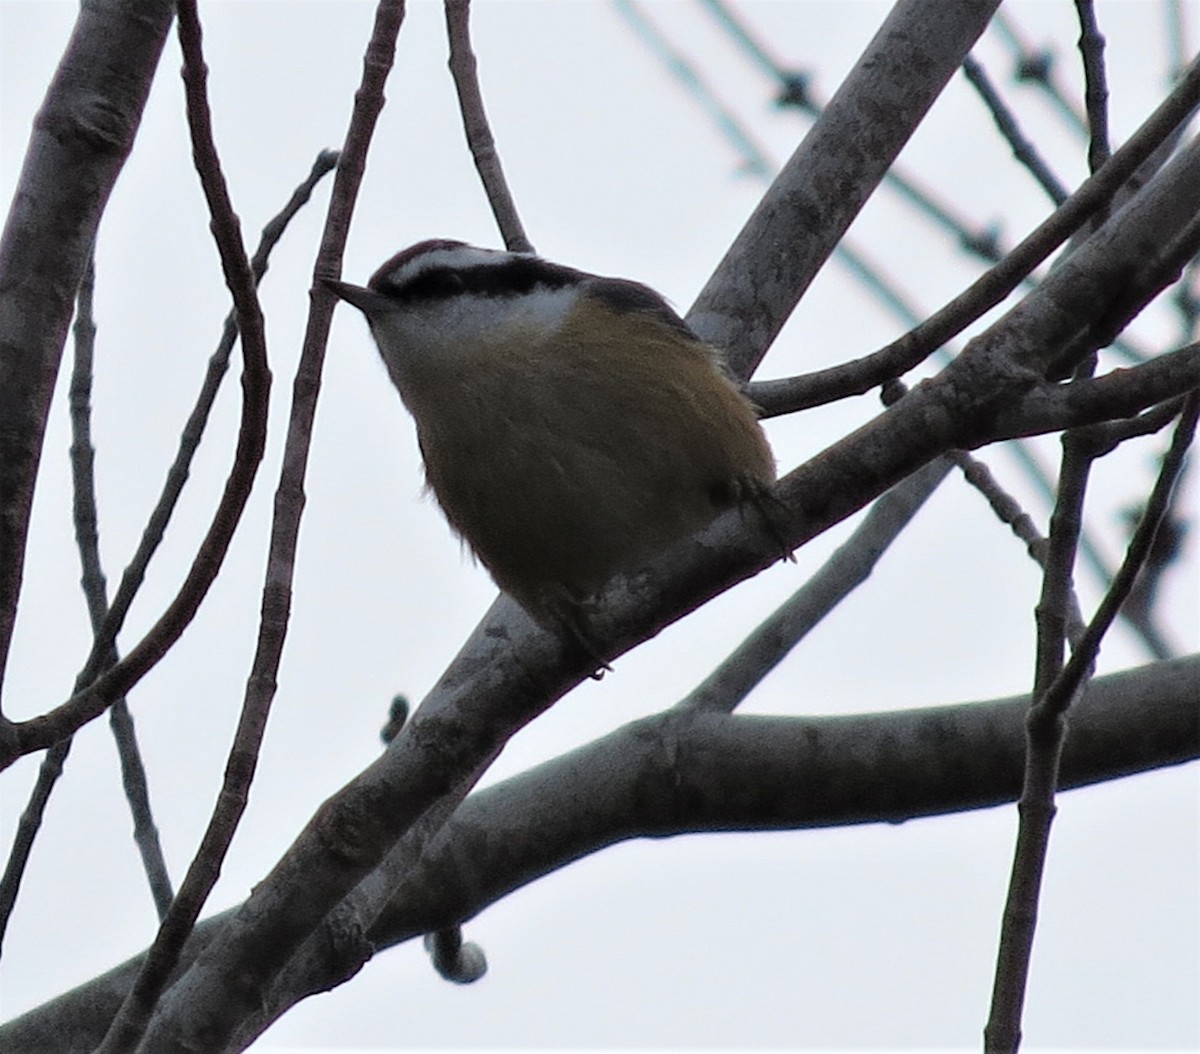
<box><xmin>326</xmin><ymin>239</ymin><xmax>775</xmax><ymax>653</ymax></box>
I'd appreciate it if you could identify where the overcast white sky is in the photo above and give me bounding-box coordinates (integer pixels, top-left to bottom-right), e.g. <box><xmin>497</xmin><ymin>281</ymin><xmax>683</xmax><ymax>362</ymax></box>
<box><xmin>0</xmin><ymin>1</ymin><xmax>1197</xmax><ymax>1050</ymax></box>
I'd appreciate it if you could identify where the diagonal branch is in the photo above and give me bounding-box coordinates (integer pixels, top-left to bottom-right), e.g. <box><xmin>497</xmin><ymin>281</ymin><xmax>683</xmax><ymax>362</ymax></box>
<box><xmin>93</xmin><ymin>0</ymin><xmax>273</xmax><ymax>1046</ymax></box>
<box><xmin>746</xmin><ymin>54</ymin><xmax>1200</xmax><ymax>419</ymax></box>
<box><xmin>123</xmin><ymin>1</ymin><xmax>410</xmax><ymax>1049</ymax></box>
<box><xmin>680</xmin><ymin>457</ymin><xmax>953</xmax><ymax>713</ymax></box>
<box><xmin>985</xmin><ymin>393</ymin><xmax>1199</xmax><ymax>1051</ymax></box>
<box><xmin>0</xmin><ymin>0</ymin><xmax>176</xmax><ymax>710</ymax></box>
<box><xmin>0</xmin><ymin>149</ymin><xmax>335</xmax><ymax>955</ymax></box>
<box><xmin>962</xmin><ymin>55</ymin><xmax>1069</xmax><ymax>204</ymax></box>
<box><xmin>688</xmin><ymin>0</ymin><xmax>1003</xmax><ymax>379</ymax></box>
<box><xmin>444</xmin><ymin>0</ymin><xmax>532</xmax><ymax>253</ymax></box>
<box><xmin>68</xmin><ymin>258</ymin><xmax>174</xmax><ymax>921</ymax></box>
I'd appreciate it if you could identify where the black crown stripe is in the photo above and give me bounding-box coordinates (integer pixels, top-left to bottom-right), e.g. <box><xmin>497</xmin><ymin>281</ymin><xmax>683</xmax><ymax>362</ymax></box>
<box><xmin>370</xmin><ymin>256</ymin><xmax>584</xmax><ymax>302</ymax></box>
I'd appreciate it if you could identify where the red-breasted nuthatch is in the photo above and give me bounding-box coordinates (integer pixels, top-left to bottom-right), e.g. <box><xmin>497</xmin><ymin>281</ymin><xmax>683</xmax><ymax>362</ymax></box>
<box><xmin>327</xmin><ymin>240</ymin><xmax>775</xmax><ymax>642</ymax></box>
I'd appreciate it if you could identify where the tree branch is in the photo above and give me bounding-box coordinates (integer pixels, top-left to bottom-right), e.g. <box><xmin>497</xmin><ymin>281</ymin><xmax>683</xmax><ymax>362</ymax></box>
<box><xmin>2</xmin><ymin>656</ymin><xmax>1194</xmax><ymax>1054</ymax></box>
<box><xmin>962</xmin><ymin>55</ymin><xmax>1069</xmax><ymax>204</ymax></box>
<box><xmin>124</xmin><ymin>1</ymin><xmax>409</xmax><ymax>1049</ymax></box>
<box><xmin>443</xmin><ymin>0</ymin><xmax>532</xmax><ymax>253</ymax></box>
<box><xmin>688</xmin><ymin>0</ymin><xmax>1002</xmax><ymax>379</ymax></box>
<box><xmin>745</xmin><ymin>54</ymin><xmax>1200</xmax><ymax>419</ymax></box>
<box><xmin>986</xmin><ymin>393</ymin><xmax>1199</xmax><ymax>1051</ymax></box>
<box><xmin>986</xmin><ymin>341</ymin><xmax>1200</xmax><ymax>441</ymax></box>
<box><xmin>0</xmin><ymin>0</ymin><xmax>175</xmax><ymax>712</ymax></box>
<box><xmin>680</xmin><ymin>457</ymin><xmax>953</xmax><ymax>713</ymax></box>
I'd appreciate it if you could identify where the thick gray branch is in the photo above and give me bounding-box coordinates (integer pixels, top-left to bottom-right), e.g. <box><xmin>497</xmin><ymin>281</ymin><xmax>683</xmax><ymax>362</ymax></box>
<box><xmin>688</xmin><ymin>0</ymin><xmax>1002</xmax><ymax>378</ymax></box>
<box><xmin>3</xmin><ymin>656</ymin><xmax>1195</xmax><ymax>1054</ymax></box>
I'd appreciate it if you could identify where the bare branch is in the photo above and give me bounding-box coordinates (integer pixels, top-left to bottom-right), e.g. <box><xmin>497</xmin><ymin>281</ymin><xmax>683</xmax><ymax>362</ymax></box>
<box><xmin>0</xmin><ymin>0</ymin><xmax>175</xmax><ymax>715</ymax></box>
<box><xmin>983</xmin><ymin>365</ymin><xmax>1106</xmax><ymax>1049</ymax></box>
<box><xmin>0</xmin><ymin>738</ymin><xmax>71</xmax><ymax>957</ymax></box>
<box><xmin>987</xmin><ymin>343</ymin><xmax>1200</xmax><ymax>442</ymax></box>
<box><xmin>990</xmin><ymin>11</ymin><xmax>1087</xmax><ymax>133</ymax></box>
<box><xmin>680</xmin><ymin>458</ymin><xmax>953</xmax><ymax>713</ymax></box>
<box><xmin>962</xmin><ymin>55</ymin><xmax>1069</xmax><ymax>204</ymax></box>
<box><xmin>69</xmin><ymin>259</ymin><xmax>174</xmax><ymax>921</ymax></box>
<box><xmin>688</xmin><ymin>0</ymin><xmax>1003</xmax><ymax>379</ymax></box>
<box><xmin>745</xmin><ymin>54</ymin><xmax>1200</xmax><ymax>419</ymax></box>
<box><xmin>3</xmin><ymin>656</ymin><xmax>1195</xmax><ymax>1052</ymax></box>
<box><xmin>1074</xmin><ymin>1</ymin><xmax>1111</xmax><ymax>173</ymax></box>
<box><xmin>443</xmin><ymin>0</ymin><xmax>532</xmax><ymax>253</ymax></box>
<box><xmin>614</xmin><ymin>0</ymin><xmax>773</xmax><ymax>179</ymax></box>
<box><xmin>986</xmin><ymin>393</ymin><xmax>1199</xmax><ymax>1051</ymax></box>
<box><xmin>125</xmin><ymin>0</ymin><xmax>410</xmax><ymax>1048</ymax></box>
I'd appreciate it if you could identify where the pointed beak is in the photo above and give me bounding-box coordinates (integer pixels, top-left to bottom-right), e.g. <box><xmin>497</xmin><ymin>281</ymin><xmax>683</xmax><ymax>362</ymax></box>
<box><xmin>323</xmin><ymin>277</ymin><xmax>393</xmax><ymax>316</ymax></box>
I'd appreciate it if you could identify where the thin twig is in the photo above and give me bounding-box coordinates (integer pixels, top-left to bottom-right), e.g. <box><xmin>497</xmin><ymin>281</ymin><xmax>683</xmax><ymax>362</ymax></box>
<box><xmin>990</xmin><ymin>10</ymin><xmax>1088</xmax><ymax>133</ymax></box>
<box><xmin>962</xmin><ymin>55</ymin><xmax>1069</xmax><ymax>205</ymax></box>
<box><xmin>982</xmin><ymin>433</ymin><xmax>1096</xmax><ymax>1050</ymax></box>
<box><xmin>1077</xmin><ymin>396</ymin><xmax>1190</xmax><ymax>452</ymax></box>
<box><xmin>696</xmin><ymin>0</ymin><xmax>810</xmax><ymax>108</ymax></box>
<box><xmin>1039</xmin><ymin>433</ymin><xmax>1096</xmax><ymax>700</ymax></box>
<box><xmin>444</xmin><ymin>0</ymin><xmax>533</xmax><ymax>252</ymax></box>
<box><xmin>123</xmin><ymin>0</ymin><xmax>408</xmax><ymax>1047</ymax></box>
<box><xmin>889</xmin><ymin>375</ymin><xmax>1177</xmax><ymax>657</ymax></box>
<box><xmin>70</xmin><ymin>258</ymin><xmax>108</xmax><ymax>634</ymax></box>
<box><xmin>0</xmin><ymin>151</ymin><xmax>336</xmax><ymax>944</ymax></box>
<box><xmin>0</xmin><ymin>84</ymin><xmax>277</xmax><ymax>769</ymax></box>
<box><xmin>71</xmin><ymin>258</ymin><xmax>176</xmax><ymax>920</ymax></box>
<box><xmin>0</xmin><ymin>738</ymin><xmax>71</xmax><ymax>955</ymax></box>
<box><xmin>985</xmin><ymin>392</ymin><xmax>1200</xmax><ymax>1051</ymax></box>
<box><xmin>615</xmin><ymin>0</ymin><xmax>773</xmax><ymax>178</ymax></box>
<box><xmin>72</xmin><ymin>258</ymin><xmax>176</xmax><ymax>921</ymax></box>
<box><xmin>743</xmin><ymin>54</ymin><xmax>1200</xmax><ymax>419</ymax></box>
<box><xmin>946</xmin><ymin>449</ymin><xmax>1089</xmax><ymax>648</ymax></box>
<box><xmin>94</xmin><ymin>1</ymin><xmax>274</xmax><ymax>1048</ymax></box>
<box><xmin>1073</xmin><ymin>1</ymin><xmax>1111</xmax><ymax>174</ymax></box>
<box><xmin>1025</xmin><ymin>342</ymin><xmax>1104</xmax><ymax>700</ymax></box>
<box><xmin>108</xmin><ymin>700</ymin><xmax>175</xmax><ymax>919</ymax></box>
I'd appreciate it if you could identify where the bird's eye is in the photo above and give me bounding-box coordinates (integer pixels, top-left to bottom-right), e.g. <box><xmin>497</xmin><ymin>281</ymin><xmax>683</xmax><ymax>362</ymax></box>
<box><xmin>406</xmin><ymin>269</ymin><xmax>464</xmax><ymax>300</ymax></box>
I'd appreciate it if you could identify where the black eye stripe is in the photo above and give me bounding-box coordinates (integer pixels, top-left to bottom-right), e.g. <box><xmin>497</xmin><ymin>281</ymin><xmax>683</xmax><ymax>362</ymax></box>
<box><xmin>366</xmin><ymin>250</ymin><xmax>698</xmax><ymax>341</ymax></box>
<box><xmin>371</xmin><ymin>257</ymin><xmax>583</xmax><ymax>302</ymax></box>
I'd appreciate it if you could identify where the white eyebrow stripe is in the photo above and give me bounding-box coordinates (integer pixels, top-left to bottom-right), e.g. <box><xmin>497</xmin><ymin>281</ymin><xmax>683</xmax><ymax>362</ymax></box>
<box><xmin>384</xmin><ymin>245</ymin><xmax>527</xmax><ymax>284</ymax></box>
